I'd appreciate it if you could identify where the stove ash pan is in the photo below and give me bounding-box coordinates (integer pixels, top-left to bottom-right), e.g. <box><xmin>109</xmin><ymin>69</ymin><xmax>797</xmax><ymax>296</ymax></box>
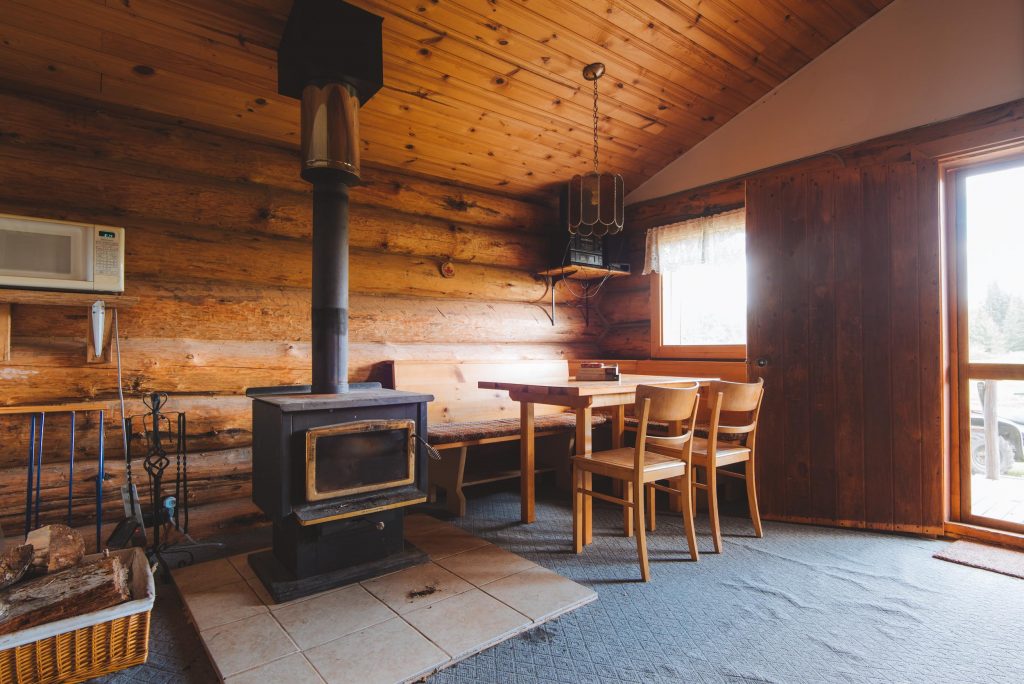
<box><xmin>251</xmin><ymin>388</ymin><xmax>433</xmax><ymax>526</ymax></box>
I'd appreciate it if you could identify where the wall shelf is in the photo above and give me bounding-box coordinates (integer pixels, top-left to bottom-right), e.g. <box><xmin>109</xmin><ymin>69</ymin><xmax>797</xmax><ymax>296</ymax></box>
<box><xmin>0</xmin><ymin>289</ymin><xmax>138</xmax><ymax>363</ymax></box>
<box><xmin>536</xmin><ymin>265</ymin><xmax>629</xmax><ymax>326</ymax></box>
<box><xmin>537</xmin><ymin>265</ymin><xmax>629</xmax><ymax>281</ymax></box>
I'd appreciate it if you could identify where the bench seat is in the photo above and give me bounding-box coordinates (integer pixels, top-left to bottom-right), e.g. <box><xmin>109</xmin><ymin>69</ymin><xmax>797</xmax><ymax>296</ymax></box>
<box><xmin>429</xmin><ymin>413</ymin><xmax>609</xmax><ymax>446</ymax></box>
<box><xmin>623</xmin><ymin>415</ymin><xmax>669</xmax><ymax>434</ymax></box>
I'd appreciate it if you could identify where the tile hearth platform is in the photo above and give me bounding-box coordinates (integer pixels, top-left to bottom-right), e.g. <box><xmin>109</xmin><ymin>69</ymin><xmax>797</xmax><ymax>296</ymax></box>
<box><xmin>172</xmin><ymin>515</ymin><xmax>597</xmax><ymax>683</ymax></box>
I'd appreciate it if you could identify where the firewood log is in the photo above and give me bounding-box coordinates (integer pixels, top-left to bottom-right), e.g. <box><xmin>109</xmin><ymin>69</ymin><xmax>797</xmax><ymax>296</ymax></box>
<box><xmin>0</xmin><ymin>555</ymin><xmax>131</xmax><ymax>635</ymax></box>
<box><xmin>26</xmin><ymin>524</ymin><xmax>85</xmax><ymax>573</ymax></box>
<box><xmin>0</xmin><ymin>545</ymin><xmax>33</xmax><ymax>590</ymax></box>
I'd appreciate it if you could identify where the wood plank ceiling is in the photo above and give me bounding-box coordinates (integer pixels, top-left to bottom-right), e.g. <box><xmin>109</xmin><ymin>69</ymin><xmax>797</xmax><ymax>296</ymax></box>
<box><xmin>0</xmin><ymin>0</ymin><xmax>891</xmax><ymax>200</ymax></box>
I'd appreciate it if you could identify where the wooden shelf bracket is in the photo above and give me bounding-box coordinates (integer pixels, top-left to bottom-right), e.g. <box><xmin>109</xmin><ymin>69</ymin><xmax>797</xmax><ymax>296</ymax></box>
<box><xmin>0</xmin><ymin>290</ymin><xmax>138</xmax><ymax>364</ymax></box>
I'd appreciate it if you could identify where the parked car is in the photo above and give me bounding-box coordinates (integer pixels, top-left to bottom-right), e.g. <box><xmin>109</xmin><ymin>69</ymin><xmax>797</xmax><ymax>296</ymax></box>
<box><xmin>969</xmin><ymin>412</ymin><xmax>1024</xmax><ymax>475</ymax></box>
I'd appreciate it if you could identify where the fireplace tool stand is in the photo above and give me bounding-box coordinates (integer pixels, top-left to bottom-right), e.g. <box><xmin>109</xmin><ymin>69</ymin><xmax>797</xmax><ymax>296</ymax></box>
<box><xmin>125</xmin><ymin>392</ymin><xmax>223</xmax><ymax>578</ymax></box>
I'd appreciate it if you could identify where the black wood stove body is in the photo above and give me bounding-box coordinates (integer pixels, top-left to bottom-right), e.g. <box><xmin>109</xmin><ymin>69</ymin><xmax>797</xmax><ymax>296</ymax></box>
<box><xmin>246</xmin><ymin>0</ymin><xmax>434</xmax><ymax>602</ymax></box>
<box><xmin>248</xmin><ymin>388</ymin><xmax>432</xmax><ymax>602</ymax></box>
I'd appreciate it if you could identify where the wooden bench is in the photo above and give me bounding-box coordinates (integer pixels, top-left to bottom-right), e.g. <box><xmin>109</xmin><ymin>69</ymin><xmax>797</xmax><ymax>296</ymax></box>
<box><xmin>388</xmin><ymin>360</ymin><xmax>609</xmax><ymax>516</ymax></box>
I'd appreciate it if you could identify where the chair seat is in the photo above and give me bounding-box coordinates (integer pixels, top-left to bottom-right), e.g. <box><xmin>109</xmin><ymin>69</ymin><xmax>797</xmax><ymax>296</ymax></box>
<box><xmin>429</xmin><ymin>412</ymin><xmax>608</xmax><ymax>445</ymax></box>
<box><xmin>690</xmin><ymin>436</ymin><xmax>751</xmax><ymax>465</ymax></box>
<box><xmin>573</xmin><ymin>447</ymin><xmax>687</xmax><ymax>480</ymax></box>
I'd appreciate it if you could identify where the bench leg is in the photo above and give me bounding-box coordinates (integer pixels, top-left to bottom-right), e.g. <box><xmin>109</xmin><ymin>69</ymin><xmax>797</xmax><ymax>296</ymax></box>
<box><xmin>428</xmin><ymin>446</ymin><xmax>468</xmax><ymax>517</ymax></box>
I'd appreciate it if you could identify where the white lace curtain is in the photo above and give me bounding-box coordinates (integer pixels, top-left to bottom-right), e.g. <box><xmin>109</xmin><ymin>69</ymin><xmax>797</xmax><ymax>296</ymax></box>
<box><xmin>642</xmin><ymin>208</ymin><xmax>745</xmax><ymax>275</ymax></box>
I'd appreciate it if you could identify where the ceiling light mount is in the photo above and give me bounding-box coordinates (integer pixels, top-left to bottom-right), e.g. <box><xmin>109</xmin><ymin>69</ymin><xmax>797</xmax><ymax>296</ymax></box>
<box><xmin>582</xmin><ymin>62</ymin><xmax>605</xmax><ymax>81</ymax></box>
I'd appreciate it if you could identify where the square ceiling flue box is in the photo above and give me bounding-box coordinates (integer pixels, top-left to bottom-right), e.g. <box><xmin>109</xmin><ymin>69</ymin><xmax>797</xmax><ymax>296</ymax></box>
<box><xmin>277</xmin><ymin>0</ymin><xmax>384</xmax><ymax>103</ymax></box>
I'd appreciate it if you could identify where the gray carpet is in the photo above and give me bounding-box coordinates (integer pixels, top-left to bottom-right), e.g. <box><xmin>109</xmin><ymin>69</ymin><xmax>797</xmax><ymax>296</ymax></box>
<box><xmin>434</xmin><ymin>492</ymin><xmax>1023</xmax><ymax>684</ymax></box>
<box><xmin>98</xmin><ymin>488</ymin><xmax>1021</xmax><ymax>683</ymax></box>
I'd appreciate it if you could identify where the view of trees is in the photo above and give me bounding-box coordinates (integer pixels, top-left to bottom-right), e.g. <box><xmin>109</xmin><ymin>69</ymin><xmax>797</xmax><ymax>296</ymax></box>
<box><xmin>970</xmin><ymin>282</ymin><xmax>1024</xmax><ymax>358</ymax></box>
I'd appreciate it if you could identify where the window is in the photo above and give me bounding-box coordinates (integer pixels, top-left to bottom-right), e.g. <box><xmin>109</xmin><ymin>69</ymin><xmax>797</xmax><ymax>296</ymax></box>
<box><xmin>644</xmin><ymin>208</ymin><xmax>747</xmax><ymax>359</ymax></box>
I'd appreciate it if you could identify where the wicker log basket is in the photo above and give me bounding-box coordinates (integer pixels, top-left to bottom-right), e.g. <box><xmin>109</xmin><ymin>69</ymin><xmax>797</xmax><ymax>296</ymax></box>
<box><xmin>0</xmin><ymin>548</ymin><xmax>154</xmax><ymax>683</ymax></box>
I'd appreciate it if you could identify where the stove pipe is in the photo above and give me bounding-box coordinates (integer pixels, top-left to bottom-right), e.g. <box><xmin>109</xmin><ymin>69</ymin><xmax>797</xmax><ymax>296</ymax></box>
<box><xmin>277</xmin><ymin>0</ymin><xmax>384</xmax><ymax>394</ymax></box>
<box><xmin>301</xmin><ymin>83</ymin><xmax>360</xmax><ymax>394</ymax></box>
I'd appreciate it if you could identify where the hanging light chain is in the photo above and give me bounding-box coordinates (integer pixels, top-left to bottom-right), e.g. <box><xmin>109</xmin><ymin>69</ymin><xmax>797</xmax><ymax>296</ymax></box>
<box><xmin>592</xmin><ymin>77</ymin><xmax>600</xmax><ymax>174</ymax></box>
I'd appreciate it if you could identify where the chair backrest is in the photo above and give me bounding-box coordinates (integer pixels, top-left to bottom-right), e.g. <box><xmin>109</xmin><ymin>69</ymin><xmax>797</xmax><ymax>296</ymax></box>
<box><xmin>388</xmin><ymin>360</ymin><xmax>570</xmax><ymax>424</ymax></box>
<box><xmin>633</xmin><ymin>383</ymin><xmax>701</xmax><ymax>470</ymax></box>
<box><xmin>703</xmin><ymin>378</ymin><xmax>765</xmax><ymax>451</ymax></box>
<box><xmin>635</xmin><ymin>383</ymin><xmax>701</xmax><ymax>424</ymax></box>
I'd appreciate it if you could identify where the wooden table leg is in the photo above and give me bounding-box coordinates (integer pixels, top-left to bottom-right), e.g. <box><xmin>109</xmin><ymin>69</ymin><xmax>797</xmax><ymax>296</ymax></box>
<box><xmin>520</xmin><ymin>401</ymin><xmax>535</xmax><ymax>523</ymax></box>
<box><xmin>611</xmin><ymin>405</ymin><xmax>632</xmax><ymax>537</ymax></box>
<box><xmin>575</xmin><ymin>406</ymin><xmax>593</xmax><ymax>545</ymax></box>
<box><xmin>611</xmin><ymin>405</ymin><xmax>625</xmax><ymax>449</ymax></box>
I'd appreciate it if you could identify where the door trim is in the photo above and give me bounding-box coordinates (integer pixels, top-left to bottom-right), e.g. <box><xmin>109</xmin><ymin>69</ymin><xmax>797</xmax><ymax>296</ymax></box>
<box><xmin>942</xmin><ymin>149</ymin><xmax>1024</xmax><ymax>536</ymax></box>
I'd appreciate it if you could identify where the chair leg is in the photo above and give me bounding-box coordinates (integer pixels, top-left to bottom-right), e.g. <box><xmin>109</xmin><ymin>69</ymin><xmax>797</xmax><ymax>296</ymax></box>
<box><xmin>572</xmin><ymin>464</ymin><xmax>583</xmax><ymax>554</ymax></box>
<box><xmin>623</xmin><ymin>479</ymin><xmax>634</xmax><ymax>537</ymax></box>
<box><xmin>691</xmin><ymin>467</ymin><xmax>699</xmax><ymax>518</ymax></box>
<box><xmin>646</xmin><ymin>483</ymin><xmax>656</xmax><ymax>531</ymax></box>
<box><xmin>707</xmin><ymin>465</ymin><xmax>723</xmax><ymax>553</ymax></box>
<box><xmin>681</xmin><ymin>469</ymin><xmax>699</xmax><ymax>561</ymax></box>
<box><xmin>745</xmin><ymin>459</ymin><xmax>763</xmax><ymax>538</ymax></box>
<box><xmin>632</xmin><ymin>481</ymin><xmax>649</xmax><ymax>581</ymax></box>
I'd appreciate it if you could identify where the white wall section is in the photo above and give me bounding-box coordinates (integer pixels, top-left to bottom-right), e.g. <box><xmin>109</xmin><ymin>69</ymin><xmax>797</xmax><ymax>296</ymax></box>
<box><xmin>628</xmin><ymin>0</ymin><xmax>1024</xmax><ymax>204</ymax></box>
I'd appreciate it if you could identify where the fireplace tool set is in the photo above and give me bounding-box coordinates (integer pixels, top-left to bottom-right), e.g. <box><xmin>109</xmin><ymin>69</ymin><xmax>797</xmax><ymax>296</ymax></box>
<box><xmin>112</xmin><ymin>392</ymin><xmax>222</xmax><ymax>576</ymax></box>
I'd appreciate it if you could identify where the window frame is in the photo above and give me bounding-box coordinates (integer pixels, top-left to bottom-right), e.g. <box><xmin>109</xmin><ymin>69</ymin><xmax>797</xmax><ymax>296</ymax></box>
<box><xmin>647</xmin><ymin>206</ymin><xmax>748</xmax><ymax>361</ymax></box>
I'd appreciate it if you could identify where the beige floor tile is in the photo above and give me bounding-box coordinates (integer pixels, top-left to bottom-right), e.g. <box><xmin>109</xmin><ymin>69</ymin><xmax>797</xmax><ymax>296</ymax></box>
<box><xmin>227</xmin><ymin>551</ymin><xmax>261</xmax><ymax>581</ymax></box>
<box><xmin>273</xmin><ymin>584</ymin><xmax>396</xmax><ymax>650</ymax></box>
<box><xmin>435</xmin><ymin>544</ymin><xmax>536</xmax><ymax>586</ymax></box>
<box><xmin>361</xmin><ymin>562</ymin><xmax>473</xmax><ymax>615</ymax></box>
<box><xmin>305</xmin><ymin>617</ymin><xmax>447</xmax><ymax>684</ymax></box>
<box><xmin>403</xmin><ymin>588</ymin><xmax>530</xmax><ymax>659</ymax></box>
<box><xmin>244</xmin><ymin>574</ymin><xmax>343</xmax><ymax>611</ymax></box>
<box><xmin>172</xmin><ymin>558</ymin><xmax>242</xmax><ymax>593</ymax></box>
<box><xmin>404</xmin><ymin>514</ymin><xmax>446</xmax><ymax>534</ymax></box>
<box><xmin>224</xmin><ymin>653</ymin><xmax>324</xmax><ymax>684</ymax></box>
<box><xmin>182</xmin><ymin>579</ymin><xmax>268</xmax><ymax>631</ymax></box>
<box><xmin>404</xmin><ymin>525</ymin><xmax>491</xmax><ymax>560</ymax></box>
<box><xmin>201</xmin><ymin>612</ymin><xmax>298</xmax><ymax>679</ymax></box>
<box><xmin>481</xmin><ymin>566</ymin><xmax>597</xmax><ymax>622</ymax></box>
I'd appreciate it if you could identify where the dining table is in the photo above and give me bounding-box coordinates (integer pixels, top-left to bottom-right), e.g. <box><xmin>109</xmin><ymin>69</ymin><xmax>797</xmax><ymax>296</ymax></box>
<box><xmin>478</xmin><ymin>373</ymin><xmax>716</xmax><ymax>544</ymax></box>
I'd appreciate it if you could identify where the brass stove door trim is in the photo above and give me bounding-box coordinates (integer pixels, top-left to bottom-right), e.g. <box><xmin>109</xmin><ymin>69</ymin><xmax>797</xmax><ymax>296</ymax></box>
<box><xmin>305</xmin><ymin>418</ymin><xmax>416</xmax><ymax>502</ymax></box>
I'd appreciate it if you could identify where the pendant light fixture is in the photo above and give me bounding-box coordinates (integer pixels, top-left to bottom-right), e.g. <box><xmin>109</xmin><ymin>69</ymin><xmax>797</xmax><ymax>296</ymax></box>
<box><xmin>567</xmin><ymin>62</ymin><xmax>624</xmax><ymax>236</ymax></box>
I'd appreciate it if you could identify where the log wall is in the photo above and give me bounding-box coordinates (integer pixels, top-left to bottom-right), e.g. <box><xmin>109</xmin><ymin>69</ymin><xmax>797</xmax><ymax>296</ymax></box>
<box><xmin>0</xmin><ymin>87</ymin><xmax>595</xmax><ymax>535</ymax></box>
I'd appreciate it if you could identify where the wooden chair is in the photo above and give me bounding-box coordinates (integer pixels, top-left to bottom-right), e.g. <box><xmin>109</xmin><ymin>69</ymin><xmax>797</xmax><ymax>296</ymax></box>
<box><xmin>572</xmin><ymin>383</ymin><xmax>701</xmax><ymax>581</ymax></box>
<box><xmin>649</xmin><ymin>379</ymin><xmax>764</xmax><ymax>553</ymax></box>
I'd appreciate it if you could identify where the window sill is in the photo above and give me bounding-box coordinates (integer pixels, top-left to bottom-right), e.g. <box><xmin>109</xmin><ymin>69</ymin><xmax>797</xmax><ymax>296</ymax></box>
<box><xmin>651</xmin><ymin>344</ymin><xmax>746</xmax><ymax>361</ymax></box>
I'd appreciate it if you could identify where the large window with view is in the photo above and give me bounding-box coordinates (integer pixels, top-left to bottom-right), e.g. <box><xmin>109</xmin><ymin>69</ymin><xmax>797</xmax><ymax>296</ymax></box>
<box><xmin>644</xmin><ymin>208</ymin><xmax>747</xmax><ymax>359</ymax></box>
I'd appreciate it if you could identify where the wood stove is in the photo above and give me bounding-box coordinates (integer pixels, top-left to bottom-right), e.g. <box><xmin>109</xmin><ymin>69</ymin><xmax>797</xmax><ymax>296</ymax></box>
<box><xmin>246</xmin><ymin>0</ymin><xmax>434</xmax><ymax>602</ymax></box>
<box><xmin>248</xmin><ymin>389</ymin><xmax>431</xmax><ymax>602</ymax></box>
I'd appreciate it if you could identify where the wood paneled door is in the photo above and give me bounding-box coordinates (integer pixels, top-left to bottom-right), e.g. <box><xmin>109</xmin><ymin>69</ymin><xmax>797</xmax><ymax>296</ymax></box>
<box><xmin>745</xmin><ymin>162</ymin><xmax>943</xmax><ymax>534</ymax></box>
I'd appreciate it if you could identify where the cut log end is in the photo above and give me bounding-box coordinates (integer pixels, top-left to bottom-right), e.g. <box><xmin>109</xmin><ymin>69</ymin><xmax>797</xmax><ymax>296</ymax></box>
<box><xmin>26</xmin><ymin>524</ymin><xmax>85</xmax><ymax>573</ymax></box>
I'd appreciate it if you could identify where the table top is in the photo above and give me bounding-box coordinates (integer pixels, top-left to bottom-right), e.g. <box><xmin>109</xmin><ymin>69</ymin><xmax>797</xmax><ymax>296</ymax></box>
<box><xmin>479</xmin><ymin>374</ymin><xmax>715</xmax><ymax>398</ymax></box>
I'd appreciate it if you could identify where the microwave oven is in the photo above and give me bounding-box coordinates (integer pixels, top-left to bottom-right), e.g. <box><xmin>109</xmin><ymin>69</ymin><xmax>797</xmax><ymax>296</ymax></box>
<box><xmin>0</xmin><ymin>213</ymin><xmax>125</xmax><ymax>293</ymax></box>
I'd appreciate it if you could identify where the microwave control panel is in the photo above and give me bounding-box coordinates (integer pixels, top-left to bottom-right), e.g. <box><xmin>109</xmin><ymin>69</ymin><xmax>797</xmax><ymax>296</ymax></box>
<box><xmin>92</xmin><ymin>225</ymin><xmax>125</xmax><ymax>292</ymax></box>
